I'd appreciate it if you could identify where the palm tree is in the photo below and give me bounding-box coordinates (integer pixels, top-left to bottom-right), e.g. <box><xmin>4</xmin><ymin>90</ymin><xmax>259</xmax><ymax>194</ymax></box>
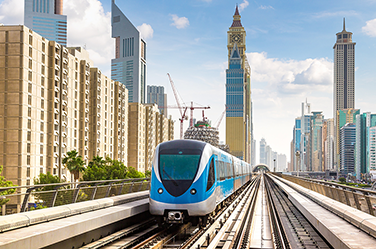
<box><xmin>62</xmin><ymin>150</ymin><xmax>85</xmax><ymax>182</ymax></box>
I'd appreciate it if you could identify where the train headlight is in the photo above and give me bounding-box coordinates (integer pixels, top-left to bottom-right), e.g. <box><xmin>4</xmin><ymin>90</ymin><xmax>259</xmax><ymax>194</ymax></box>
<box><xmin>190</xmin><ymin>188</ymin><xmax>197</xmax><ymax>195</ymax></box>
<box><xmin>158</xmin><ymin>188</ymin><xmax>163</xmax><ymax>194</ymax></box>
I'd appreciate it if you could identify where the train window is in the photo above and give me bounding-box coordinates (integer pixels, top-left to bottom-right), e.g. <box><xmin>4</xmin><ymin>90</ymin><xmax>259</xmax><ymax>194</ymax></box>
<box><xmin>206</xmin><ymin>158</ymin><xmax>215</xmax><ymax>191</ymax></box>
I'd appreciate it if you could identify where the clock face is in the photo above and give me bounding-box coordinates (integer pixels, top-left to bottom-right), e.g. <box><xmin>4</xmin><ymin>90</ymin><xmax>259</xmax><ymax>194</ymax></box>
<box><xmin>231</xmin><ymin>34</ymin><xmax>243</xmax><ymax>43</ymax></box>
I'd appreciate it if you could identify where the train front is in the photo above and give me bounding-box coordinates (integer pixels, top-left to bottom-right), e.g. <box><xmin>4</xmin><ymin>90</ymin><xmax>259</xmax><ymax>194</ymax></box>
<box><xmin>149</xmin><ymin>140</ymin><xmax>216</xmax><ymax>224</ymax></box>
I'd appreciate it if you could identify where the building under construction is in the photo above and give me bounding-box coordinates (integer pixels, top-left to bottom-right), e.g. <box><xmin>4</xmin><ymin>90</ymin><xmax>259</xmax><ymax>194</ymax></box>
<box><xmin>184</xmin><ymin>120</ymin><xmax>220</xmax><ymax>148</ymax></box>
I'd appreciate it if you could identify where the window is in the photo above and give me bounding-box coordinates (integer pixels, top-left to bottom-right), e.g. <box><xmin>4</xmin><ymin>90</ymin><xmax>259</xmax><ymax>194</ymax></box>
<box><xmin>40</xmin><ymin>122</ymin><xmax>44</xmax><ymax>131</ymax></box>
<box><xmin>27</xmin><ymin>119</ymin><xmax>31</xmax><ymax>129</ymax></box>
<box><xmin>29</xmin><ymin>59</ymin><xmax>32</xmax><ymax>69</ymax></box>
<box><xmin>206</xmin><ymin>158</ymin><xmax>215</xmax><ymax>191</ymax></box>
<box><xmin>28</xmin><ymin>107</ymin><xmax>31</xmax><ymax>117</ymax></box>
<box><xmin>27</xmin><ymin>143</ymin><xmax>31</xmax><ymax>153</ymax></box>
<box><xmin>28</xmin><ymin>95</ymin><xmax>32</xmax><ymax>105</ymax></box>
<box><xmin>27</xmin><ymin>167</ymin><xmax>30</xmax><ymax>177</ymax></box>
<box><xmin>27</xmin><ymin>155</ymin><xmax>30</xmax><ymax>165</ymax></box>
<box><xmin>28</xmin><ymin>71</ymin><xmax>32</xmax><ymax>81</ymax></box>
<box><xmin>28</xmin><ymin>83</ymin><xmax>32</xmax><ymax>93</ymax></box>
<box><xmin>29</xmin><ymin>47</ymin><xmax>32</xmax><ymax>57</ymax></box>
<box><xmin>41</xmin><ymin>111</ymin><xmax>44</xmax><ymax>120</ymax></box>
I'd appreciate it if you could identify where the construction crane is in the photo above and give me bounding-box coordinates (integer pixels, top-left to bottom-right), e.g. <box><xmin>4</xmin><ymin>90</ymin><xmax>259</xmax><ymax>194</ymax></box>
<box><xmin>167</xmin><ymin>73</ymin><xmax>188</xmax><ymax>139</ymax></box>
<box><xmin>167</xmin><ymin>73</ymin><xmax>210</xmax><ymax>139</ymax></box>
<box><xmin>214</xmin><ymin>107</ymin><xmax>226</xmax><ymax>129</ymax></box>
<box><xmin>189</xmin><ymin>102</ymin><xmax>210</xmax><ymax>127</ymax></box>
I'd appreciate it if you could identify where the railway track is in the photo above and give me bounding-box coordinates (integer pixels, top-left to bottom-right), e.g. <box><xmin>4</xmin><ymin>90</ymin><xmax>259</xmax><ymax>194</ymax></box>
<box><xmin>82</xmin><ymin>173</ymin><xmax>338</xmax><ymax>249</ymax></box>
<box><xmin>264</xmin><ymin>174</ymin><xmax>332</xmax><ymax>249</ymax></box>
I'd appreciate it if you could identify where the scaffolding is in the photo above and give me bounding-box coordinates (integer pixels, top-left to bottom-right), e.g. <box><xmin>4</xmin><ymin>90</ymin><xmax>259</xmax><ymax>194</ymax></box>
<box><xmin>184</xmin><ymin>120</ymin><xmax>219</xmax><ymax>147</ymax></box>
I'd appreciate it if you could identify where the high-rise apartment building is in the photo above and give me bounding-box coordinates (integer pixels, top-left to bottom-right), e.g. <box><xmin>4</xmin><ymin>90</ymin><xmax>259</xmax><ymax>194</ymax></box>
<box><xmin>24</xmin><ymin>0</ymin><xmax>67</xmax><ymax>46</ymax></box>
<box><xmin>0</xmin><ymin>25</ymin><xmax>132</xmax><ymax>187</ymax></box>
<box><xmin>340</xmin><ymin>123</ymin><xmax>356</xmax><ymax>175</ymax></box>
<box><xmin>309</xmin><ymin>111</ymin><xmax>324</xmax><ymax>172</ymax></box>
<box><xmin>147</xmin><ymin>86</ymin><xmax>167</xmax><ymax>116</ymax></box>
<box><xmin>355</xmin><ymin>113</ymin><xmax>376</xmax><ymax>180</ymax></box>
<box><xmin>322</xmin><ymin>119</ymin><xmax>335</xmax><ymax>171</ymax></box>
<box><xmin>369</xmin><ymin>127</ymin><xmax>376</xmax><ymax>174</ymax></box>
<box><xmin>111</xmin><ymin>0</ymin><xmax>146</xmax><ymax>103</ymax></box>
<box><xmin>293</xmin><ymin>117</ymin><xmax>302</xmax><ymax>171</ymax></box>
<box><xmin>225</xmin><ymin>6</ymin><xmax>252</xmax><ymax>162</ymax></box>
<box><xmin>336</xmin><ymin>108</ymin><xmax>360</xmax><ymax>168</ymax></box>
<box><xmin>128</xmin><ymin>103</ymin><xmax>174</xmax><ymax>172</ymax></box>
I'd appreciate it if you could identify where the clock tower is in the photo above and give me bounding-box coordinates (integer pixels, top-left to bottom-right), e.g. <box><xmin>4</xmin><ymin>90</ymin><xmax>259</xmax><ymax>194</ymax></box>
<box><xmin>225</xmin><ymin>5</ymin><xmax>253</xmax><ymax>164</ymax></box>
<box><xmin>227</xmin><ymin>5</ymin><xmax>247</xmax><ymax>69</ymax></box>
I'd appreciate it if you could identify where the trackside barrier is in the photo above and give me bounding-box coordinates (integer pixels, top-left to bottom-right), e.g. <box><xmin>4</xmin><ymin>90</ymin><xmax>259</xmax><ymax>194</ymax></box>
<box><xmin>273</xmin><ymin>173</ymin><xmax>376</xmax><ymax>216</ymax></box>
<box><xmin>0</xmin><ymin>178</ymin><xmax>150</xmax><ymax>215</ymax></box>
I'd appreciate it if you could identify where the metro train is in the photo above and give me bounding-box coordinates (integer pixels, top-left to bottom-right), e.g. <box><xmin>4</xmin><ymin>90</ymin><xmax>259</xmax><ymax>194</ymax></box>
<box><xmin>149</xmin><ymin>139</ymin><xmax>252</xmax><ymax>225</ymax></box>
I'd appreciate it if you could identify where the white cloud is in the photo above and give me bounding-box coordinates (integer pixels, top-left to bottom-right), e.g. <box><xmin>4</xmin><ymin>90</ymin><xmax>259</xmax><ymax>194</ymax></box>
<box><xmin>247</xmin><ymin>52</ymin><xmax>333</xmax><ymax>157</ymax></box>
<box><xmin>259</xmin><ymin>5</ymin><xmax>274</xmax><ymax>10</ymax></box>
<box><xmin>239</xmin><ymin>0</ymin><xmax>249</xmax><ymax>12</ymax></box>
<box><xmin>137</xmin><ymin>23</ymin><xmax>154</xmax><ymax>40</ymax></box>
<box><xmin>170</xmin><ymin>14</ymin><xmax>189</xmax><ymax>29</ymax></box>
<box><xmin>0</xmin><ymin>0</ymin><xmax>23</xmax><ymax>24</ymax></box>
<box><xmin>362</xmin><ymin>18</ymin><xmax>376</xmax><ymax>37</ymax></box>
<box><xmin>64</xmin><ymin>0</ymin><xmax>112</xmax><ymax>72</ymax></box>
<box><xmin>247</xmin><ymin>52</ymin><xmax>332</xmax><ymax>95</ymax></box>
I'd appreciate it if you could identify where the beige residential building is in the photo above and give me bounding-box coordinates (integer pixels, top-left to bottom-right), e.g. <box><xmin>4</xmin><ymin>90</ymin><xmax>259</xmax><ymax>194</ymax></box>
<box><xmin>0</xmin><ymin>25</ymin><xmax>130</xmax><ymax>188</ymax></box>
<box><xmin>145</xmin><ymin>104</ymin><xmax>159</xmax><ymax>171</ymax></box>
<box><xmin>129</xmin><ymin>103</ymin><xmax>175</xmax><ymax>172</ymax></box>
<box><xmin>128</xmin><ymin>103</ymin><xmax>146</xmax><ymax>172</ymax></box>
<box><xmin>89</xmin><ymin>68</ymin><xmax>116</xmax><ymax>161</ymax></box>
<box><xmin>114</xmin><ymin>81</ymin><xmax>128</xmax><ymax>164</ymax></box>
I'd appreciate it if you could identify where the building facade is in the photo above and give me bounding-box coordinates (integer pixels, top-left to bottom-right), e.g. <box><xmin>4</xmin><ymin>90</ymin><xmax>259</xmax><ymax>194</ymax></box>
<box><xmin>24</xmin><ymin>0</ymin><xmax>67</xmax><ymax>46</ymax></box>
<box><xmin>333</xmin><ymin>19</ymin><xmax>356</xmax><ymax>169</ymax></box>
<box><xmin>340</xmin><ymin>123</ymin><xmax>356</xmax><ymax>175</ymax></box>
<box><xmin>147</xmin><ymin>86</ymin><xmax>167</xmax><ymax>116</ymax></box>
<box><xmin>225</xmin><ymin>6</ymin><xmax>252</xmax><ymax>162</ymax></box>
<box><xmin>111</xmin><ymin>0</ymin><xmax>146</xmax><ymax>103</ymax></box>
<box><xmin>0</xmin><ymin>26</ymin><xmax>133</xmax><ymax>187</ymax></box>
<box><xmin>259</xmin><ymin>138</ymin><xmax>266</xmax><ymax>165</ymax></box>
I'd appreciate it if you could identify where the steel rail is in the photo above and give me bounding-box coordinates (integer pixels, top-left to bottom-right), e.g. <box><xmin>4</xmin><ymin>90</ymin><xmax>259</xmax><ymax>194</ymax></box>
<box><xmin>264</xmin><ymin>174</ymin><xmax>290</xmax><ymax>249</ymax></box>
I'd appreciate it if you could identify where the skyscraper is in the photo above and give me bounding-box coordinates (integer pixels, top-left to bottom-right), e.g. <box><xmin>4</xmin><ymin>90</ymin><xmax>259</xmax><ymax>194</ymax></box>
<box><xmin>340</xmin><ymin>123</ymin><xmax>356</xmax><ymax>175</ymax></box>
<box><xmin>333</xmin><ymin>19</ymin><xmax>356</xmax><ymax>169</ymax></box>
<box><xmin>225</xmin><ymin>6</ymin><xmax>252</xmax><ymax>162</ymax></box>
<box><xmin>24</xmin><ymin>0</ymin><xmax>67</xmax><ymax>46</ymax></box>
<box><xmin>333</xmin><ymin>18</ymin><xmax>356</xmax><ymax>115</ymax></box>
<box><xmin>111</xmin><ymin>0</ymin><xmax>146</xmax><ymax>103</ymax></box>
<box><xmin>260</xmin><ymin>138</ymin><xmax>266</xmax><ymax>164</ymax></box>
<box><xmin>147</xmin><ymin>86</ymin><xmax>167</xmax><ymax>116</ymax></box>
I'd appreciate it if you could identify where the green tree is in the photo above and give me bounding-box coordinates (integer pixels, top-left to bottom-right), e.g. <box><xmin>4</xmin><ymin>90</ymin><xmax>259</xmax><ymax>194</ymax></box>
<box><xmin>33</xmin><ymin>172</ymin><xmax>87</xmax><ymax>207</ymax></box>
<box><xmin>145</xmin><ymin>170</ymin><xmax>151</xmax><ymax>178</ymax></box>
<box><xmin>339</xmin><ymin>177</ymin><xmax>346</xmax><ymax>183</ymax></box>
<box><xmin>82</xmin><ymin>157</ymin><xmax>128</xmax><ymax>181</ymax></box>
<box><xmin>126</xmin><ymin>167</ymin><xmax>145</xmax><ymax>179</ymax></box>
<box><xmin>0</xmin><ymin>165</ymin><xmax>16</xmax><ymax>206</ymax></box>
<box><xmin>62</xmin><ymin>150</ymin><xmax>86</xmax><ymax>182</ymax></box>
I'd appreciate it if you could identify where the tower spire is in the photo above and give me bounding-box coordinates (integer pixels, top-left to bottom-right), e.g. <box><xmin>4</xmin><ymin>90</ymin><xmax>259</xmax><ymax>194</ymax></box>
<box><xmin>231</xmin><ymin>5</ymin><xmax>242</xmax><ymax>27</ymax></box>
<box><xmin>343</xmin><ymin>17</ymin><xmax>346</xmax><ymax>31</ymax></box>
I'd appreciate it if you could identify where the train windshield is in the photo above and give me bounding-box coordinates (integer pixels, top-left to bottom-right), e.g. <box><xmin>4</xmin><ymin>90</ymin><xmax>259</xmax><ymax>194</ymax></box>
<box><xmin>159</xmin><ymin>149</ymin><xmax>201</xmax><ymax>181</ymax></box>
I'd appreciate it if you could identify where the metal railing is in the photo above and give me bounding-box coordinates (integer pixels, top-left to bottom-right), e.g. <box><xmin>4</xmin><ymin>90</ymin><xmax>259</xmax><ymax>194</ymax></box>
<box><xmin>0</xmin><ymin>178</ymin><xmax>150</xmax><ymax>215</ymax></box>
<box><xmin>274</xmin><ymin>173</ymin><xmax>376</xmax><ymax>216</ymax></box>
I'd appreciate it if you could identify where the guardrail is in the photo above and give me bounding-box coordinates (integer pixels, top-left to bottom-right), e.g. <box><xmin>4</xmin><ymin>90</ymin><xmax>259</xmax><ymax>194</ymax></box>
<box><xmin>0</xmin><ymin>178</ymin><xmax>150</xmax><ymax>215</ymax></box>
<box><xmin>273</xmin><ymin>173</ymin><xmax>376</xmax><ymax>216</ymax></box>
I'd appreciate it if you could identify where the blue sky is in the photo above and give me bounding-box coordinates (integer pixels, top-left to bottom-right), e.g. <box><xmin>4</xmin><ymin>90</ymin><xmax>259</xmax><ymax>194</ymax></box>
<box><xmin>1</xmin><ymin>0</ymin><xmax>376</xmax><ymax>164</ymax></box>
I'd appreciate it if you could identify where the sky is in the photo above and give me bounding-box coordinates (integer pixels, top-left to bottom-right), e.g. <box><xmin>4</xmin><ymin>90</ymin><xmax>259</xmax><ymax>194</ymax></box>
<box><xmin>1</xmin><ymin>0</ymin><xmax>376</xmax><ymax>164</ymax></box>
